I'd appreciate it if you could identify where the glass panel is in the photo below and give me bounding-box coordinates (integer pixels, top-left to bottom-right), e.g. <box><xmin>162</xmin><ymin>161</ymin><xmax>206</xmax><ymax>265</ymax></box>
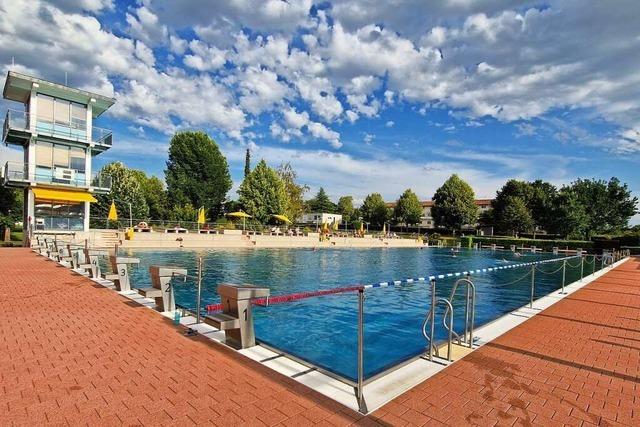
<box><xmin>70</xmin><ymin>103</ymin><xmax>87</xmax><ymax>137</ymax></box>
<box><xmin>69</xmin><ymin>147</ymin><xmax>85</xmax><ymax>172</ymax></box>
<box><xmin>54</xmin><ymin>99</ymin><xmax>70</xmax><ymax>125</ymax></box>
<box><xmin>53</xmin><ymin>145</ymin><xmax>69</xmax><ymax>168</ymax></box>
<box><xmin>51</xmin><ymin>202</ymin><xmax>69</xmax><ymax>217</ymax></box>
<box><xmin>37</xmin><ymin>95</ymin><xmax>54</xmax><ymax>123</ymax></box>
<box><xmin>35</xmin><ymin>142</ymin><xmax>53</xmax><ymax>168</ymax></box>
<box><xmin>34</xmin><ymin>200</ymin><xmax>52</xmax><ymax>216</ymax></box>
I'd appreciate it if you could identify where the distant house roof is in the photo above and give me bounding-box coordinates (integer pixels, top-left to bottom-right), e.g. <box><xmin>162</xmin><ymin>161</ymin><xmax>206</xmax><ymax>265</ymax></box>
<box><xmin>3</xmin><ymin>71</ymin><xmax>116</xmax><ymax>117</ymax></box>
<box><xmin>386</xmin><ymin>199</ymin><xmax>493</xmax><ymax>208</ymax></box>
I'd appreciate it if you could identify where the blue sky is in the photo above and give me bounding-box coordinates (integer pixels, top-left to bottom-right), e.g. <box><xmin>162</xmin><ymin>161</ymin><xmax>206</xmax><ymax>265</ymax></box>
<box><xmin>0</xmin><ymin>0</ymin><xmax>639</xmax><ymax>223</ymax></box>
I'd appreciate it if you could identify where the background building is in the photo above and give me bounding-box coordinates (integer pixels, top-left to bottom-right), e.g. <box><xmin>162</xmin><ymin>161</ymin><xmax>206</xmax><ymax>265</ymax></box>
<box><xmin>1</xmin><ymin>71</ymin><xmax>115</xmax><ymax>235</ymax></box>
<box><xmin>299</xmin><ymin>212</ymin><xmax>343</xmax><ymax>227</ymax></box>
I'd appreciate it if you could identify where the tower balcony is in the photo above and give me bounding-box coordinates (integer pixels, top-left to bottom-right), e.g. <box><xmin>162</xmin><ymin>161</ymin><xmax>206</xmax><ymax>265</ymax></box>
<box><xmin>2</xmin><ymin>109</ymin><xmax>112</xmax><ymax>151</ymax></box>
<box><xmin>2</xmin><ymin>161</ymin><xmax>111</xmax><ymax>193</ymax></box>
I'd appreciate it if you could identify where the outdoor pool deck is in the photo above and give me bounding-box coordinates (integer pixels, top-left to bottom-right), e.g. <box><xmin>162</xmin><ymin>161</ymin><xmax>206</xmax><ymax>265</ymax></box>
<box><xmin>0</xmin><ymin>249</ymin><xmax>638</xmax><ymax>426</ymax></box>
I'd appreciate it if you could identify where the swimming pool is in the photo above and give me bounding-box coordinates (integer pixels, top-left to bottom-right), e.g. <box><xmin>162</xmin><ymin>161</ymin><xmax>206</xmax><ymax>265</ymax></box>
<box><xmin>123</xmin><ymin>247</ymin><xmax>594</xmax><ymax>381</ymax></box>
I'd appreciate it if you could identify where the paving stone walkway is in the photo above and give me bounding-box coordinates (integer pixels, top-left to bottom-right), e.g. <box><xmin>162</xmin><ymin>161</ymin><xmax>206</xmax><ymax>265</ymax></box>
<box><xmin>0</xmin><ymin>249</ymin><xmax>638</xmax><ymax>426</ymax></box>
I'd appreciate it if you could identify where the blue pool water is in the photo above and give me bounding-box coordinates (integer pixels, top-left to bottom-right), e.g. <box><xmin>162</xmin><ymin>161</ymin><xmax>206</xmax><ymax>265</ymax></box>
<box><xmin>123</xmin><ymin>247</ymin><xmax>594</xmax><ymax>381</ymax></box>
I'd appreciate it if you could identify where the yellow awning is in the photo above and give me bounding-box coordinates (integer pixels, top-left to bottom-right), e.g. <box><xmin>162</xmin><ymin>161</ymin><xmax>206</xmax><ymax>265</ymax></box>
<box><xmin>32</xmin><ymin>188</ymin><xmax>97</xmax><ymax>203</ymax></box>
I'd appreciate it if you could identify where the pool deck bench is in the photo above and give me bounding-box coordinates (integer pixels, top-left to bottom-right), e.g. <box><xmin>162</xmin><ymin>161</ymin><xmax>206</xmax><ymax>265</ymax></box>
<box><xmin>0</xmin><ymin>248</ymin><xmax>639</xmax><ymax>426</ymax></box>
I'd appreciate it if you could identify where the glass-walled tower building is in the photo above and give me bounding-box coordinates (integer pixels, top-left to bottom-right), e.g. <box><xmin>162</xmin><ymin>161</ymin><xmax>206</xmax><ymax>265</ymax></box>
<box><xmin>1</xmin><ymin>71</ymin><xmax>115</xmax><ymax>236</ymax></box>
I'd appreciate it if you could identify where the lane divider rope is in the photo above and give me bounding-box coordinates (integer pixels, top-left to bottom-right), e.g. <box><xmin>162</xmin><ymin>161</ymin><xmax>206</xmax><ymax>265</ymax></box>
<box><xmin>204</xmin><ymin>254</ymin><xmax>581</xmax><ymax>313</ymax></box>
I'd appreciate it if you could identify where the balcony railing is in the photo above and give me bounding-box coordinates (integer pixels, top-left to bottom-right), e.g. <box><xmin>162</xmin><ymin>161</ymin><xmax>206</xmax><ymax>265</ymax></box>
<box><xmin>92</xmin><ymin>125</ymin><xmax>113</xmax><ymax>146</ymax></box>
<box><xmin>3</xmin><ymin>109</ymin><xmax>112</xmax><ymax>146</ymax></box>
<box><xmin>3</xmin><ymin>161</ymin><xmax>111</xmax><ymax>191</ymax></box>
<box><xmin>3</xmin><ymin>109</ymin><xmax>29</xmax><ymax>142</ymax></box>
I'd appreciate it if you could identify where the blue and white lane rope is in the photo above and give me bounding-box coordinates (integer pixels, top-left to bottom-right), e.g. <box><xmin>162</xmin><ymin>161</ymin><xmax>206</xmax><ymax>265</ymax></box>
<box><xmin>363</xmin><ymin>255</ymin><xmax>581</xmax><ymax>290</ymax></box>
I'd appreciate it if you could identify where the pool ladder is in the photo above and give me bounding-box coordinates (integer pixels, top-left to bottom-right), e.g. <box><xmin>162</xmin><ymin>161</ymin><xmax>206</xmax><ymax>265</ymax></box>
<box><xmin>422</xmin><ymin>277</ymin><xmax>476</xmax><ymax>361</ymax></box>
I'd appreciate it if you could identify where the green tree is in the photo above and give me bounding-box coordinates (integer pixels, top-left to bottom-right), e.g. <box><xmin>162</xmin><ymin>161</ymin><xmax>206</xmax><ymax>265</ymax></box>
<box><xmin>491</xmin><ymin>179</ymin><xmax>557</xmax><ymax>234</ymax></box>
<box><xmin>360</xmin><ymin>193</ymin><xmax>389</xmax><ymax>229</ymax></box>
<box><xmin>93</xmin><ymin>162</ymin><xmax>149</xmax><ymax>222</ymax></box>
<box><xmin>498</xmin><ymin>196</ymin><xmax>534</xmax><ymax>236</ymax></box>
<box><xmin>393</xmin><ymin>189</ymin><xmax>423</xmax><ymax>226</ymax></box>
<box><xmin>238</xmin><ymin>159</ymin><xmax>286</xmax><ymax>223</ymax></box>
<box><xmin>277</xmin><ymin>162</ymin><xmax>308</xmax><ymax>222</ymax></box>
<box><xmin>0</xmin><ymin>186</ymin><xmax>22</xmax><ymax>232</ymax></box>
<box><xmin>306</xmin><ymin>187</ymin><xmax>336</xmax><ymax>213</ymax></box>
<box><xmin>165</xmin><ymin>131</ymin><xmax>232</xmax><ymax>218</ymax></box>
<box><xmin>131</xmin><ymin>170</ymin><xmax>167</xmax><ymax>220</ymax></box>
<box><xmin>548</xmin><ymin>189</ymin><xmax>589</xmax><ymax>239</ymax></box>
<box><xmin>528</xmin><ymin>180</ymin><xmax>557</xmax><ymax>234</ymax></box>
<box><xmin>337</xmin><ymin>196</ymin><xmax>356</xmax><ymax>223</ymax></box>
<box><xmin>431</xmin><ymin>174</ymin><xmax>479</xmax><ymax>232</ymax></box>
<box><xmin>244</xmin><ymin>148</ymin><xmax>251</xmax><ymax>178</ymax></box>
<box><xmin>167</xmin><ymin>203</ymin><xmax>198</xmax><ymax>223</ymax></box>
<box><xmin>568</xmin><ymin>178</ymin><xmax>638</xmax><ymax>237</ymax></box>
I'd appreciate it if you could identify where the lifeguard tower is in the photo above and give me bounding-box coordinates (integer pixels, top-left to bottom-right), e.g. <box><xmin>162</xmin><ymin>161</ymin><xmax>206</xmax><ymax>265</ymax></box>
<box><xmin>1</xmin><ymin>71</ymin><xmax>115</xmax><ymax>240</ymax></box>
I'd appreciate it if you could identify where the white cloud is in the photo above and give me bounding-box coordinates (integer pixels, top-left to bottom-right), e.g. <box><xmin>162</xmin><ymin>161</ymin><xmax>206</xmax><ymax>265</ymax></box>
<box><xmin>238</xmin><ymin>67</ymin><xmax>290</xmax><ymax>114</ymax></box>
<box><xmin>168</xmin><ymin>35</ymin><xmax>188</xmax><ymax>55</ymax></box>
<box><xmin>48</xmin><ymin>0</ymin><xmax>113</xmax><ymax>13</ymax></box>
<box><xmin>385</xmin><ymin>120</ymin><xmax>395</xmax><ymax>127</ymax></box>
<box><xmin>183</xmin><ymin>40</ymin><xmax>227</xmax><ymax>71</ymax></box>
<box><xmin>134</xmin><ymin>41</ymin><xmax>155</xmax><ymax>67</ymax></box>
<box><xmin>2</xmin><ymin>0</ymin><xmax>640</xmax><ymax>156</ymax></box>
<box><xmin>125</xmin><ymin>6</ymin><xmax>167</xmax><ymax>46</ymax></box>
<box><xmin>363</xmin><ymin>133</ymin><xmax>374</xmax><ymax>144</ymax></box>
<box><xmin>274</xmin><ymin>107</ymin><xmax>342</xmax><ymax>148</ymax></box>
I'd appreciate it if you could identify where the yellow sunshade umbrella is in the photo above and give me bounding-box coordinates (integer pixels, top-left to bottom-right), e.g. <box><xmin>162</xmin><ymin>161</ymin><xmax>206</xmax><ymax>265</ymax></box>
<box><xmin>382</xmin><ymin>223</ymin><xmax>386</xmax><ymax>234</ymax></box>
<box><xmin>332</xmin><ymin>219</ymin><xmax>339</xmax><ymax>231</ymax></box>
<box><xmin>227</xmin><ymin>211</ymin><xmax>252</xmax><ymax>218</ymax></box>
<box><xmin>272</xmin><ymin>214</ymin><xmax>291</xmax><ymax>224</ymax></box>
<box><xmin>197</xmin><ymin>207</ymin><xmax>206</xmax><ymax>225</ymax></box>
<box><xmin>227</xmin><ymin>211</ymin><xmax>252</xmax><ymax>230</ymax></box>
<box><xmin>108</xmin><ymin>201</ymin><xmax>118</xmax><ymax>221</ymax></box>
<box><xmin>359</xmin><ymin>222</ymin><xmax>364</xmax><ymax>234</ymax></box>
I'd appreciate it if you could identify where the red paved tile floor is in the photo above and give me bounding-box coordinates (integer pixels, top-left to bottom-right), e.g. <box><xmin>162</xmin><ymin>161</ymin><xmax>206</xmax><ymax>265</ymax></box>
<box><xmin>1</xmin><ymin>249</ymin><xmax>638</xmax><ymax>426</ymax></box>
<box><xmin>0</xmin><ymin>249</ymin><xmax>363</xmax><ymax>426</ymax></box>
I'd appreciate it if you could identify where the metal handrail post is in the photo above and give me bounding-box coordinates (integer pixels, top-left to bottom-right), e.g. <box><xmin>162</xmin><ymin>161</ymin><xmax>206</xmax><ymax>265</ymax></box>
<box><xmin>592</xmin><ymin>255</ymin><xmax>596</xmax><ymax>276</ymax></box>
<box><xmin>561</xmin><ymin>260</ymin><xmax>566</xmax><ymax>294</ymax></box>
<box><xmin>464</xmin><ymin>280</ymin><xmax>470</xmax><ymax>344</ymax></box>
<box><xmin>196</xmin><ymin>257</ymin><xmax>203</xmax><ymax>324</ymax></box>
<box><xmin>580</xmin><ymin>256</ymin><xmax>584</xmax><ymax>281</ymax></box>
<box><xmin>357</xmin><ymin>288</ymin><xmax>365</xmax><ymax>412</ymax></box>
<box><xmin>429</xmin><ymin>279</ymin><xmax>436</xmax><ymax>361</ymax></box>
<box><xmin>530</xmin><ymin>265</ymin><xmax>535</xmax><ymax>308</ymax></box>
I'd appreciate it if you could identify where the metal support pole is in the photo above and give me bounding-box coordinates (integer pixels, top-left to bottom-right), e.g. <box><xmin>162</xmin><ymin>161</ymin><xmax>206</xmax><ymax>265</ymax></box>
<box><xmin>357</xmin><ymin>288</ymin><xmax>366</xmax><ymax>413</ymax></box>
<box><xmin>196</xmin><ymin>257</ymin><xmax>203</xmax><ymax>324</ymax></box>
<box><xmin>561</xmin><ymin>260</ymin><xmax>566</xmax><ymax>294</ymax></box>
<box><xmin>592</xmin><ymin>255</ymin><xmax>596</xmax><ymax>276</ymax></box>
<box><xmin>530</xmin><ymin>265</ymin><xmax>535</xmax><ymax>308</ymax></box>
<box><xmin>429</xmin><ymin>279</ymin><xmax>436</xmax><ymax>362</ymax></box>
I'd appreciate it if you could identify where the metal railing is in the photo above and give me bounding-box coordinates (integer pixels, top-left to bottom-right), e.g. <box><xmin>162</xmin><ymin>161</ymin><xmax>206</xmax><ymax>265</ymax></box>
<box><xmin>92</xmin><ymin>125</ymin><xmax>112</xmax><ymax>146</ymax></box>
<box><xmin>3</xmin><ymin>109</ymin><xmax>112</xmax><ymax>146</ymax></box>
<box><xmin>3</xmin><ymin>109</ymin><xmax>29</xmax><ymax>139</ymax></box>
<box><xmin>3</xmin><ymin>161</ymin><xmax>111</xmax><ymax>190</ymax></box>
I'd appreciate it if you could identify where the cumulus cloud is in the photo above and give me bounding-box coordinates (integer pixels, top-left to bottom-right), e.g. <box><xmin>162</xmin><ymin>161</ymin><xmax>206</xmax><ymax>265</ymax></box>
<box><xmin>1</xmin><ymin>0</ymin><xmax>639</xmax><ymax>154</ymax></box>
<box><xmin>125</xmin><ymin>6</ymin><xmax>168</xmax><ymax>46</ymax></box>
